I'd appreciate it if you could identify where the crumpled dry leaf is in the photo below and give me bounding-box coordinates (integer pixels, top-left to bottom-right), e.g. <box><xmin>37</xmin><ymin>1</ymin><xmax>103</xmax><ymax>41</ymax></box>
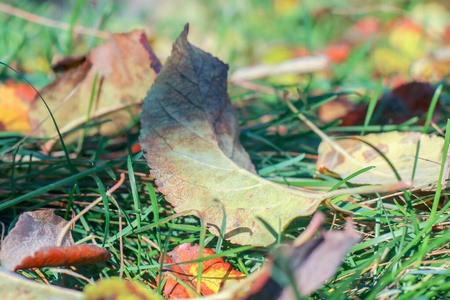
<box><xmin>140</xmin><ymin>25</ymin><xmax>409</xmax><ymax>246</ymax></box>
<box><xmin>212</xmin><ymin>213</ymin><xmax>360</xmax><ymax>299</ymax></box>
<box><xmin>159</xmin><ymin>243</ymin><xmax>245</xmax><ymax>298</ymax></box>
<box><xmin>0</xmin><ymin>209</ymin><xmax>111</xmax><ymax>271</ymax></box>
<box><xmin>317</xmin><ymin>131</ymin><xmax>444</xmax><ymax>190</ymax></box>
<box><xmin>28</xmin><ymin>30</ymin><xmax>156</xmax><ymax>144</ymax></box>
<box><xmin>0</xmin><ymin>267</ymin><xmax>83</xmax><ymax>300</ymax></box>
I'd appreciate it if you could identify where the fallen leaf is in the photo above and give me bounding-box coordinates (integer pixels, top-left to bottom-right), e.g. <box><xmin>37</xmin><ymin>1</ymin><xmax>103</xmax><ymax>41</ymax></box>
<box><xmin>274</xmin><ymin>0</ymin><xmax>301</xmax><ymax>17</ymax></box>
<box><xmin>324</xmin><ymin>43</ymin><xmax>351</xmax><ymax>63</ymax></box>
<box><xmin>0</xmin><ymin>267</ymin><xmax>83</xmax><ymax>300</ymax></box>
<box><xmin>212</xmin><ymin>213</ymin><xmax>360</xmax><ymax>298</ymax></box>
<box><xmin>318</xmin><ymin>96</ymin><xmax>367</xmax><ymax>126</ymax></box>
<box><xmin>0</xmin><ymin>209</ymin><xmax>111</xmax><ymax>271</ymax></box>
<box><xmin>28</xmin><ymin>30</ymin><xmax>157</xmax><ymax>144</ymax></box>
<box><xmin>347</xmin><ymin>16</ymin><xmax>380</xmax><ymax>41</ymax></box>
<box><xmin>317</xmin><ymin>131</ymin><xmax>444</xmax><ymax>189</ymax></box>
<box><xmin>0</xmin><ymin>80</ymin><xmax>36</xmax><ymax>132</ymax></box>
<box><xmin>377</xmin><ymin>81</ymin><xmax>440</xmax><ymax>124</ymax></box>
<box><xmin>140</xmin><ymin>25</ymin><xmax>408</xmax><ymax>246</ymax></box>
<box><xmin>84</xmin><ymin>277</ymin><xmax>163</xmax><ymax>300</ymax></box>
<box><xmin>411</xmin><ymin>2</ymin><xmax>449</xmax><ymax>37</ymax></box>
<box><xmin>159</xmin><ymin>243</ymin><xmax>245</xmax><ymax>298</ymax></box>
<box><xmin>319</xmin><ymin>82</ymin><xmax>441</xmax><ymax>127</ymax></box>
<box><xmin>372</xmin><ymin>18</ymin><xmax>427</xmax><ymax>77</ymax></box>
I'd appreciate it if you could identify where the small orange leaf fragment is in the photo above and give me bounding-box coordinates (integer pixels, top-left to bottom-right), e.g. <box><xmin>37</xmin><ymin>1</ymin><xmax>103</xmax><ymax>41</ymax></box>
<box><xmin>0</xmin><ymin>81</ymin><xmax>35</xmax><ymax>133</ymax></box>
<box><xmin>159</xmin><ymin>243</ymin><xmax>245</xmax><ymax>298</ymax></box>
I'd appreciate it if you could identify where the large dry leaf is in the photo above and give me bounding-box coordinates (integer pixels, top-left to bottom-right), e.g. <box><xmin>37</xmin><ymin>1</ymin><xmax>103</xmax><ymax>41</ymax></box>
<box><xmin>139</xmin><ymin>25</ymin><xmax>407</xmax><ymax>246</ymax></box>
<box><xmin>0</xmin><ymin>210</ymin><xmax>111</xmax><ymax>271</ymax></box>
<box><xmin>28</xmin><ymin>31</ymin><xmax>156</xmax><ymax>143</ymax></box>
<box><xmin>0</xmin><ymin>267</ymin><xmax>83</xmax><ymax>300</ymax></box>
<box><xmin>317</xmin><ymin>131</ymin><xmax>444</xmax><ymax>189</ymax></box>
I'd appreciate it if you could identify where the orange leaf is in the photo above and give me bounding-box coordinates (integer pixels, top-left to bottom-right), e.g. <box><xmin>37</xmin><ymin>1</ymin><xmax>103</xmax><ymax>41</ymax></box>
<box><xmin>0</xmin><ymin>80</ymin><xmax>35</xmax><ymax>133</ymax></box>
<box><xmin>159</xmin><ymin>243</ymin><xmax>245</xmax><ymax>298</ymax></box>
<box><xmin>324</xmin><ymin>43</ymin><xmax>350</xmax><ymax>63</ymax></box>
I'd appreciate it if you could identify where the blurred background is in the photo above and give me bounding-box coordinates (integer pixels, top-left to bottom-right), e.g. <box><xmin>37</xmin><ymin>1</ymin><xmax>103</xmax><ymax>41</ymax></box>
<box><xmin>1</xmin><ymin>0</ymin><xmax>450</xmax><ymax>90</ymax></box>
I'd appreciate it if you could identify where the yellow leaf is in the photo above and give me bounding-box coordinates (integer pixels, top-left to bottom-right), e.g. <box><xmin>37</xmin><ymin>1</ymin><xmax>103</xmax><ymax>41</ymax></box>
<box><xmin>317</xmin><ymin>131</ymin><xmax>444</xmax><ymax>190</ymax></box>
<box><xmin>262</xmin><ymin>46</ymin><xmax>293</xmax><ymax>64</ymax></box>
<box><xmin>372</xmin><ymin>47</ymin><xmax>410</xmax><ymax>75</ymax></box>
<box><xmin>84</xmin><ymin>277</ymin><xmax>163</xmax><ymax>300</ymax></box>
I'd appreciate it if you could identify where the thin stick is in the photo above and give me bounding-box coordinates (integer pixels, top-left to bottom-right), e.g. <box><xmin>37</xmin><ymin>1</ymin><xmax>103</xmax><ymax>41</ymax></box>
<box><xmin>441</xmin><ymin>141</ymin><xmax>450</xmax><ymax>189</ymax></box>
<box><xmin>56</xmin><ymin>173</ymin><xmax>125</xmax><ymax>246</ymax></box>
<box><xmin>0</xmin><ymin>3</ymin><xmax>111</xmax><ymax>39</ymax></box>
<box><xmin>141</xmin><ymin>235</ymin><xmax>161</xmax><ymax>252</ymax></box>
<box><xmin>230</xmin><ymin>55</ymin><xmax>329</xmax><ymax>81</ymax></box>
<box><xmin>332</xmin><ymin>4</ymin><xmax>407</xmax><ymax>15</ymax></box>
<box><xmin>0</xmin><ymin>221</ymin><xmax>5</xmax><ymax>245</ymax></box>
<box><xmin>47</xmin><ymin>268</ymin><xmax>94</xmax><ymax>285</ymax></box>
<box><xmin>284</xmin><ymin>96</ymin><xmax>358</xmax><ymax>164</ymax></box>
<box><xmin>108</xmin><ymin>195</ymin><xmax>124</xmax><ymax>278</ymax></box>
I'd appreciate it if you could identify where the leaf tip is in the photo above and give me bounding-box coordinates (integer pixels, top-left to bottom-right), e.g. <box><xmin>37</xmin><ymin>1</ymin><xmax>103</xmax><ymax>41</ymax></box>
<box><xmin>182</xmin><ymin>23</ymin><xmax>189</xmax><ymax>38</ymax></box>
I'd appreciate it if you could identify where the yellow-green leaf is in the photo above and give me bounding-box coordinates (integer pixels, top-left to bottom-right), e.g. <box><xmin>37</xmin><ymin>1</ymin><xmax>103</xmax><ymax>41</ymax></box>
<box><xmin>140</xmin><ymin>25</ymin><xmax>408</xmax><ymax>246</ymax></box>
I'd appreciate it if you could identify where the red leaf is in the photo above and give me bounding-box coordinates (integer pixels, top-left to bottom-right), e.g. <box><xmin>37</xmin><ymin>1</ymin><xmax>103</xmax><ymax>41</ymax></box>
<box><xmin>16</xmin><ymin>245</ymin><xmax>111</xmax><ymax>271</ymax></box>
<box><xmin>324</xmin><ymin>43</ymin><xmax>350</xmax><ymax>63</ymax></box>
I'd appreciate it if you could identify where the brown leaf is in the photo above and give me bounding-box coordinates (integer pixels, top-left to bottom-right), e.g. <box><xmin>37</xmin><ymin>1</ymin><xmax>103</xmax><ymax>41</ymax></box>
<box><xmin>318</xmin><ymin>96</ymin><xmax>367</xmax><ymax>126</ymax></box>
<box><xmin>52</xmin><ymin>55</ymin><xmax>87</xmax><ymax>73</ymax></box>
<box><xmin>140</xmin><ymin>25</ymin><xmax>408</xmax><ymax>246</ymax></box>
<box><xmin>28</xmin><ymin>30</ymin><xmax>157</xmax><ymax>144</ymax></box>
<box><xmin>0</xmin><ymin>210</ymin><xmax>111</xmax><ymax>271</ymax></box>
<box><xmin>231</xmin><ymin>213</ymin><xmax>360</xmax><ymax>298</ymax></box>
<box><xmin>376</xmin><ymin>81</ymin><xmax>440</xmax><ymax>125</ymax></box>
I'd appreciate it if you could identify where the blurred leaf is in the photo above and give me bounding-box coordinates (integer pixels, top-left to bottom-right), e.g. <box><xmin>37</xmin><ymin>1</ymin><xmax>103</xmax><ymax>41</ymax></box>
<box><xmin>317</xmin><ymin>131</ymin><xmax>444</xmax><ymax>189</ymax></box>
<box><xmin>376</xmin><ymin>81</ymin><xmax>440</xmax><ymax>124</ymax></box>
<box><xmin>0</xmin><ymin>267</ymin><xmax>83</xmax><ymax>300</ymax></box>
<box><xmin>411</xmin><ymin>2</ymin><xmax>450</xmax><ymax>36</ymax></box>
<box><xmin>318</xmin><ymin>96</ymin><xmax>366</xmax><ymax>126</ymax></box>
<box><xmin>84</xmin><ymin>277</ymin><xmax>163</xmax><ymax>300</ymax></box>
<box><xmin>28</xmin><ymin>31</ymin><xmax>157</xmax><ymax>143</ymax></box>
<box><xmin>0</xmin><ymin>210</ymin><xmax>111</xmax><ymax>271</ymax></box>
<box><xmin>324</xmin><ymin>43</ymin><xmax>350</xmax><ymax>63</ymax></box>
<box><xmin>262</xmin><ymin>46</ymin><xmax>293</xmax><ymax>64</ymax></box>
<box><xmin>0</xmin><ymin>80</ymin><xmax>36</xmax><ymax>133</ymax></box>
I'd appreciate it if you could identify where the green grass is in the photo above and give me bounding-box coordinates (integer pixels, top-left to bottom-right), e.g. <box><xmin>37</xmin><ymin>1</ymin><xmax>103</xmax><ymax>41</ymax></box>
<box><xmin>1</xmin><ymin>0</ymin><xmax>450</xmax><ymax>299</ymax></box>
